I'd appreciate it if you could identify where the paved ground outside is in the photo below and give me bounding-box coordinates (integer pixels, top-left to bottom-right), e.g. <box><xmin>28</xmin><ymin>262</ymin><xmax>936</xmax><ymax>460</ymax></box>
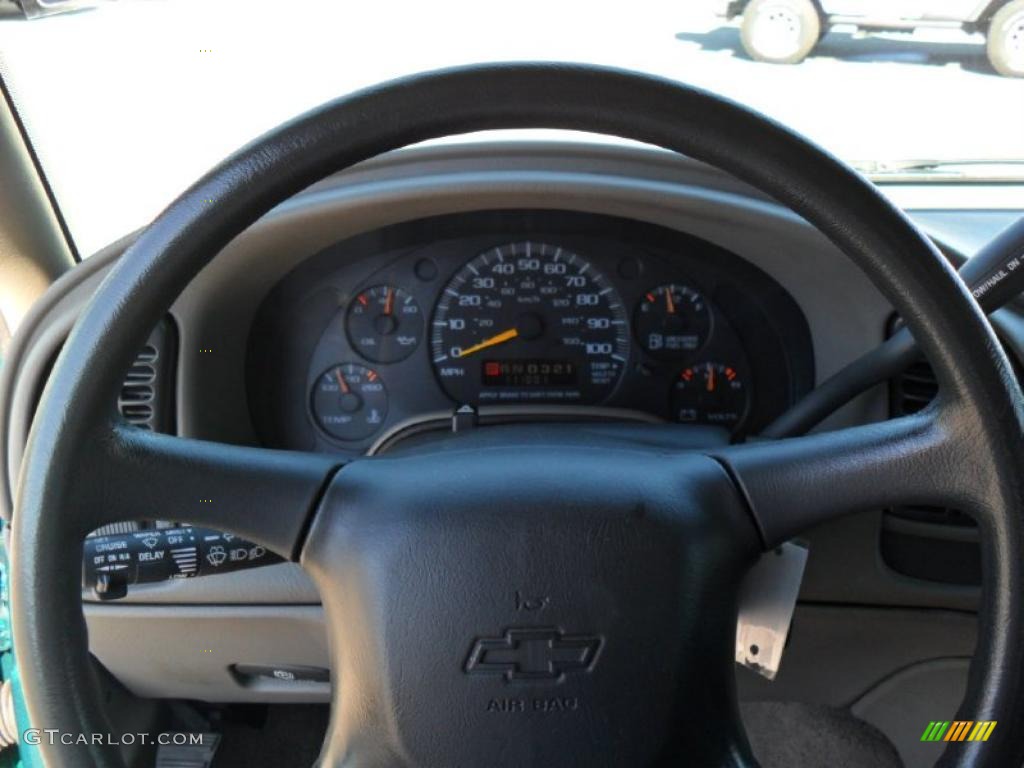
<box><xmin>1</xmin><ymin>0</ymin><xmax>1021</xmax><ymax>255</ymax></box>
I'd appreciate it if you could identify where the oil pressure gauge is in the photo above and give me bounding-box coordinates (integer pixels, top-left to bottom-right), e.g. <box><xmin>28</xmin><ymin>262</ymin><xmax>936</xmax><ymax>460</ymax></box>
<box><xmin>347</xmin><ymin>285</ymin><xmax>423</xmax><ymax>363</ymax></box>
<box><xmin>311</xmin><ymin>363</ymin><xmax>388</xmax><ymax>441</ymax></box>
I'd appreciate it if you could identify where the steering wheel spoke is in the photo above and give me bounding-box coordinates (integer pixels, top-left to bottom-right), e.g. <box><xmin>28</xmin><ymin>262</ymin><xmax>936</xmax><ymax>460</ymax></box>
<box><xmin>85</xmin><ymin>423</ymin><xmax>341</xmax><ymax>559</ymax></box>
<box><xmin>714</xmin><ymin>403</ymin><xmax>982</xmax><ymax>548</ymax></box>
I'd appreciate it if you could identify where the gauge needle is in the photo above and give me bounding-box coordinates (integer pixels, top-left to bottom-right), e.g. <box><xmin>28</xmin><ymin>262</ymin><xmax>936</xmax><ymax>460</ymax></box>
<box><xmin>706</xmin><ymin>366</ymin><xmax>716</xmax><ymax>393</ymax></box>
<box><xmin>334</xmin><ymin>368</ymin><xmax>351</xmax><ymax>394</ymax></box>
<box><xmin>384</xmin><ymin>287</ymin><xmax>394</xmax><ymax>315</ymax></box>
<box><xmin>665</xmin><ymin>289</ymin><xmax>676</xmax><ymax>315</ymax></box>
<box><xmin>454</xmin><ymin>328</ymin><xmax>519</xmax><ymax>358</ymax></box>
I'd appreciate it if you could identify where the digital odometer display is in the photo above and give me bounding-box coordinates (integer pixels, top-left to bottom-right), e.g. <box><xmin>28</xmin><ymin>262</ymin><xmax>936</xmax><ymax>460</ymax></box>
<box><xmin>482</xmin><ymin>359</ymin><xmax>577</xmax><ymax>388</ymax></box>
<box><xmin>431</xmin><ymin>242</ymin><xmax>629</xmax><ymax>404</ymax></box>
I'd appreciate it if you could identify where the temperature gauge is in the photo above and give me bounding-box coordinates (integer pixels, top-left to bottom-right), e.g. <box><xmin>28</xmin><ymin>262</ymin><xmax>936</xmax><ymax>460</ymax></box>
<box><xmin>311</xmin><ymin>363</ymin><xmax>388</xmax><ymax>441</ymax></box>
<box><xmin>634</xmin><ymin>284</ymin><xmax>712</xmax><ymax>359</ymax></box>
<box><xmin>347</xmin><ymin>285</ymin><xmax>423</xmax><ymax>363</ymax></box>
<box><xmin>672</xmin><ymin>362</ymin><xmax>749</xmax><ymax>430</ymax></box>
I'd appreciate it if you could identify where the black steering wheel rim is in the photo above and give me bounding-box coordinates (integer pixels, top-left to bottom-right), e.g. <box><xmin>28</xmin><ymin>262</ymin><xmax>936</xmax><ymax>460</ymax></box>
<box><xmin>12</xmin><ymin>63</ymin><xmax>1024</xmax><ymax>767</ymax></box>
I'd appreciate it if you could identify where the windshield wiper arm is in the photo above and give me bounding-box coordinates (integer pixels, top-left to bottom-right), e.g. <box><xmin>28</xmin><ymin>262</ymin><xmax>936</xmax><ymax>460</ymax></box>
<box><xmin>854</xmin><ymin>158</ymin><xmax>1024</xmax><ymax>181</ymax></box>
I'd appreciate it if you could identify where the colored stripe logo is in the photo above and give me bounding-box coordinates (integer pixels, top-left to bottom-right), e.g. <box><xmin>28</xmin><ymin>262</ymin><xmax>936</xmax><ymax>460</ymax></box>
<box><xmin>921</xmin><ymin>721</ymin><xmax>997</xmax><ymax>742</ymax></box>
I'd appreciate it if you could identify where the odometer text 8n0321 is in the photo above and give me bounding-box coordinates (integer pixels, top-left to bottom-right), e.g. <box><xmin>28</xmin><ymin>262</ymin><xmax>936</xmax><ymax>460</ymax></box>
<box><xmin>431</xmin><ymin>242</ymin><xmax>630</xmax><ymax>405</ymax></box>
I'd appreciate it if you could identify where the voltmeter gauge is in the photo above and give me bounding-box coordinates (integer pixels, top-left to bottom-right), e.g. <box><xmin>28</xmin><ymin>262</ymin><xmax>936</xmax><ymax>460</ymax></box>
<box><xmin>311</xmin><ymin>363</ymin><xmax>388</xmax><ymax>441</ymax></box>
<box><xmin>347</xmin><ymin>285</ymin><xmax>423</xmax><ymax>363</ymax></box>
<box><xmin>634</xmin><ymin>283</ymin><xmax>712</xmax><ymax>359</ymax></box>
<box><xmin>672</xmin><ymin>362</ymin><xmax>749</xmax><ymax>430</ymax></box>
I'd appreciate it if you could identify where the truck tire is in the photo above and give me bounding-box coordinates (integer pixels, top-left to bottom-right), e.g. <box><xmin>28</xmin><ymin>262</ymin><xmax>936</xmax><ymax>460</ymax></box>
<box><xmin>987</xmin><ymin>0</ymin><xmax>1024</xmax><ymax>77</ymax></box>
<box><xmin>740</xmin><ymin>0</ymin><xmax>821</xmax><ymax>64</ymax></box>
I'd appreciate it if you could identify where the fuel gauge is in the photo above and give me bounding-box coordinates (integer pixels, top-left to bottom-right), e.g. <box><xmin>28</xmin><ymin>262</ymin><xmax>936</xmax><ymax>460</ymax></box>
<box><xmin>634</xmin><ymin>283</ymin><xmax>712</xmax><ymax>359</ymax></box>
<box><xmin>672</xmin><ymin>362</ymin><xmax>749</xmax><ymax>430</ymax></box>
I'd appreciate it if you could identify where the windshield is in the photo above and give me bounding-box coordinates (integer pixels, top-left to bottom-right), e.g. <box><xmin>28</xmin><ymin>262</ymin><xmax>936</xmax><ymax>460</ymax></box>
<box><xmin>1</xmin><ymin>0</ymin><xmax>1022</xmax><ymax>256</ymax></box>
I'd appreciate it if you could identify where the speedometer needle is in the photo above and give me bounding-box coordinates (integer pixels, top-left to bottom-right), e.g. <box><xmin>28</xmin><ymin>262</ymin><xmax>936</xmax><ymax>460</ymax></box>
<box><xmin>454</xmin><ymin>328</ymin><xmax>519</xmax><ymax>358</ymax></box>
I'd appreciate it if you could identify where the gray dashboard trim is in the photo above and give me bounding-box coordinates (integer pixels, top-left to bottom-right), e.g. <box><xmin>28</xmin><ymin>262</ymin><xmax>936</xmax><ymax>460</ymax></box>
<box><xmin>172</xmin><ymin>165</ymin><xmax>888</xmax><ymax>448</ymax></box>
<box><xmin>3</xmin><ymin>141</ymin><xmax>1019</xmax><ymax>706</ymax></box>
<box><xmin>137</xmin><ymin>161</ymin><xmax>890</xmax><ymax>606</ymax></box>
<box><xmin>84</xmin><ymin>603</ymin><xmax>331</xmax><ymax>703</ymax></box>
<box><xmin>3</xmin><ymin>142</ymin><xmax>1020</xmax><ymax>616</ymax></box>
<box><xmin>83</xmin><ymin>600</ymin><xmax>979</xmax><ymax>717</ymax></box>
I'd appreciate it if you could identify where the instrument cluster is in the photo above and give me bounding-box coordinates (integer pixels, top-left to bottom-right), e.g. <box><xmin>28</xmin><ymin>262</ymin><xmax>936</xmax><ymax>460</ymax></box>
<box><xmin>248</xmin><ymin>211</ymin><xmax>814</xmax><ymax>455</ymax></box>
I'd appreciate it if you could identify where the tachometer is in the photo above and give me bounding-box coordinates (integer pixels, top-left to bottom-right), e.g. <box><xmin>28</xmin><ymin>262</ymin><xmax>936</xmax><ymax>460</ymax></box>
<box><xmin>431</xmin><ymin>242</ymin><xmax>629</xmax><ymax>404</ymax></box>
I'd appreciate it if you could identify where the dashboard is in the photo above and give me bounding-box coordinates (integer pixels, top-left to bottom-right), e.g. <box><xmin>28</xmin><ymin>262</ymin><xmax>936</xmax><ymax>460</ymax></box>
<box><xmin>3</xmin><ymin>141</ymin><xmax>1022</xmax><ymax>720</ymax></box>
<box><xmin>247</xmin><ymin>211</ymin><xmax>813</xmax><ymax>456</ymax></box>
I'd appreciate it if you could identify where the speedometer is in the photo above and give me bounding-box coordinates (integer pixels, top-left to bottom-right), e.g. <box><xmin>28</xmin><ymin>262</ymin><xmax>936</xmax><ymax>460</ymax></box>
<box><xmin>431</xmin><ymin>242</ymin><xmax>629</xmax><ymax>405</ymax></box>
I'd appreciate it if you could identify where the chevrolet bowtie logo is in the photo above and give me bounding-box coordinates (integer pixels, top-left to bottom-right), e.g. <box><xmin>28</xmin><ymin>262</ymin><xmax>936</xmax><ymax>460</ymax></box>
<box><xmin>464</xmin><ymin>627</ymin><xmax>602</xmax><ymax>682</ymax></box>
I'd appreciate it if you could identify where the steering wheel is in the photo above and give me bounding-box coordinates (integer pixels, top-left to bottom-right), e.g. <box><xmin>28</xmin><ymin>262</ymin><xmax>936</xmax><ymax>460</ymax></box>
<box><xmin>12</xmin><ymin>64</ymin><xmax>1024</xmax><ymax>768</ymax></box>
